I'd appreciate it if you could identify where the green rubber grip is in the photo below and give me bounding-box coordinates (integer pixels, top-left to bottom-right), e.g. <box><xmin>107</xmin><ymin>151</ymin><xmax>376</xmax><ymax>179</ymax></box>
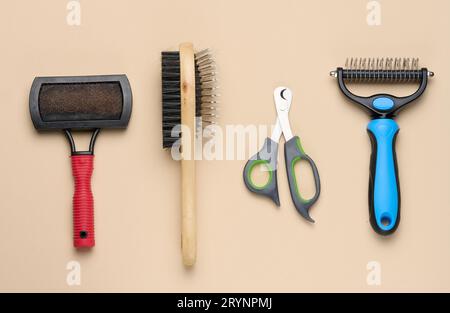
<box><xmin>243</xmin><ymin>138</ymin><xmax>280</xmax><ymax>206</ymax></box>
<box><xmin>284</xmin><ymin>136</ymin><xmax>321</xmax><ymax>222</ymax></box>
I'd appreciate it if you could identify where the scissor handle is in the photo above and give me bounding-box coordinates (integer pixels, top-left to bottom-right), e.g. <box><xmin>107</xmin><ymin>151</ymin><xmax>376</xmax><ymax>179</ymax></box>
<box><xmin>284</xmin><ymin>136</ymin><xmax>321</xmax><ymax>222</ymax></box>
<box><xmin>243</xmin><ymin>138</ymin><xmax>280</xmax><ymax>206</ymax></box>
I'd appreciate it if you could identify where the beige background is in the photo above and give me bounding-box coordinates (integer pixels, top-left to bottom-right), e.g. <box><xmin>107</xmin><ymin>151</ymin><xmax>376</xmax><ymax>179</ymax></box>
<box><xmin>0</xmin><ymin>0</ymin><xmax>449</xmax><ymax>292</ymax></box>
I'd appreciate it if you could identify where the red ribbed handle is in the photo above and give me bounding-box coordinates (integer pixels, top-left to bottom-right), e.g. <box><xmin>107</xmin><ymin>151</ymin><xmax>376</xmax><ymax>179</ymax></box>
<box><xmin>71</xmin><ymin>154</ymin><xmax>95</xmax><ymax>248</ymax></box>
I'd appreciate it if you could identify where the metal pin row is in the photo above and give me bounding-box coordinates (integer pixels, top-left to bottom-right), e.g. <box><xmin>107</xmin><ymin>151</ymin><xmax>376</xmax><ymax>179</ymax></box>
<box><xmin>344</xmin><ymin>57</ymin><xmax>420</xmax><ymax>71</ymax></box>
<box><xmin>333</xmin><ymin>57</ymin><xmax>426</xmax><ymax>82</ymax></box>
<box><xmin>195</xmin><ymin>49</ymin><xmax>219</xmax><ymax>136</ymax></box>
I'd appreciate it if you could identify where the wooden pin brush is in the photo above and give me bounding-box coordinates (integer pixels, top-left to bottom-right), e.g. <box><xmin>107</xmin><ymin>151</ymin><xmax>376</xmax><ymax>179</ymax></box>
<box><xmin>162</xmin><ymin>43</ymin><xmax>218</xmax><ymax>266</ymax></box>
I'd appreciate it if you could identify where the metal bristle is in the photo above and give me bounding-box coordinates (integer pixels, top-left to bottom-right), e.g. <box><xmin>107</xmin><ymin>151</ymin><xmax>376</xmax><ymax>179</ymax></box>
<box><xmin>331</xmin><ymin>57</ymin><xmax>433</xmax><ymax>83</ymax></box>
<box><xmin>195</xmin><ymin>49</ymin><xmax>219</xmax><ymax>135</ymax></box>
<box><xmin>162</xmin><ymin>48</ymin><xmax>219</xmax><ymax>148</ymax></box>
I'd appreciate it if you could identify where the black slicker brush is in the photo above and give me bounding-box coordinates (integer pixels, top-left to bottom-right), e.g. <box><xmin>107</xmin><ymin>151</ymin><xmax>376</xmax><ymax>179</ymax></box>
<box><xmin>29</xmin><ymin>75</ymin><xmax>132</xmax><ymax>248</ymax></box>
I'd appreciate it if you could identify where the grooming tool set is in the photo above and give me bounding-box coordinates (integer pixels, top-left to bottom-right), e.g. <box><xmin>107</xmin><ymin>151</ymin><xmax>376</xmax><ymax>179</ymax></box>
<box><xmin>243</xmin><ymin>87</ymin><xmax>320</xmax><ymax>222</ymax></box>
<box><xmin>28</xmin><ymin>50</ymin><xmax>433</xmax><ymax>264</ymax></box>
<box><xmin>330</xmin><ymin>58</ymin><xmax>433</xmax><ymax>235</ymax></box>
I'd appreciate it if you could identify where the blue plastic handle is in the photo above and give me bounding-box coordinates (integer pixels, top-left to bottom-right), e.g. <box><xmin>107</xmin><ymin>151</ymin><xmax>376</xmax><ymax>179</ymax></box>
<box><xmin>367</xmin><ymin>119</ymin><xmax>400</xmax><ymax>235</ymax></box>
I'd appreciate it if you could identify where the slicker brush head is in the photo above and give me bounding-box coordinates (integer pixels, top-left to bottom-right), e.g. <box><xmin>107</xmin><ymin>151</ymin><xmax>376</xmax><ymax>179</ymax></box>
<box><xmin>39</xmin><ymin>83</ymin><xmax>123</xmax><ymax>122</ymax></box>
<box><xmin>161</xmin><ymin>46</ymin><xmax>219</xmax><ymax>149</ymax></box>
<box><xmin>330</xmin><ymin>57</ymin><xmax>434</xmax><ymax>83</ymax></box>
<box><xmin>29</xmin><ymin>75</ymin><xmax>132</xmax><ymax>130</ymax></box>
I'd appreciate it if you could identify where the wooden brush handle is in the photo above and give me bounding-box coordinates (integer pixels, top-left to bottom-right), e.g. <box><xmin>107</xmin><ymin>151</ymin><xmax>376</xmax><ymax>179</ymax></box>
<box><xmin>180</xmin><ymin>42</ymin><xmax>196</xmax><ymax>266</ymax></box>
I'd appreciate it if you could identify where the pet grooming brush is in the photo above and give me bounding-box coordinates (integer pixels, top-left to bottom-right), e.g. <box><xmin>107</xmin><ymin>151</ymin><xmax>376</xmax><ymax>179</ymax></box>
<box><xmin>29</xmin><ymin>75</ymin><xmax>132</xmax><ymax>248</ymax></box>
<box><xmin>330</xmin><ymin>58</ymin><xmax>433</xmax><ymax>235</ymax></box>
<box><xmin>162</xmin><ymin>43</ymin><xmax>218</xmax><ymax>266</ymax></box>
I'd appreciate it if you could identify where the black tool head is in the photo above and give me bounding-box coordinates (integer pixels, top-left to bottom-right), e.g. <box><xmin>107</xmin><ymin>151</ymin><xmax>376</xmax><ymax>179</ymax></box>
<box><xmin>161</xmin><ymin>49</ymin><xmax>218</xmax><ymax>149</ymax></box>
<box><xmin>29</xmin><ymin>75</ymin><xmax>132</xmax><ymax>130</ymax></box>
<box><xmin>330</xmin><ymin>58</ymin><xmax>433</xmax><ymax>117</ymax></box>
<box><xmin>331</xmin><ymin>57</ymin><xmax>433</xmax><ymax>83</ymax></box>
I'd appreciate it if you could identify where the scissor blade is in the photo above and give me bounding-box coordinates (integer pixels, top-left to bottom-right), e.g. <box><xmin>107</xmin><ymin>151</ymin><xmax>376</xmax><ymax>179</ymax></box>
<box><xmin>270</xmin><ymin>118</ymin><xmax>283</xmax><ymax>143</ymax></box>
<box><xmin>274</xmin><ymin>87</ymin><xmax>294</xmax><ymax>141</ymax></box>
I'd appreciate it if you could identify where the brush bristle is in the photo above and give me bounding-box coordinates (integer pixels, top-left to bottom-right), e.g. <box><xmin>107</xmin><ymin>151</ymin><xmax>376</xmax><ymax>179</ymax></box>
<box><xmin>161</xmin><ymin>51</ymin><xmax>181</xmax><ymax>149</ymax></box>
<box><xmin>330</xmin><ymin>57</ymin><xmax>433</xmax><ymax>83</ymax></box>
<box><xmin>39</xmin><ymin>82</ymin><xmax>123</xmax><ymax>122</ymax></box>
<box><xmin>345</xmin><ymin>57</ymin><xmax>420</xmax><ymax>71</ymax></box>
<box><xmin>161</xmin><ymin>48</ymin><xmax>219</xmax><ymax>149</ymax></box>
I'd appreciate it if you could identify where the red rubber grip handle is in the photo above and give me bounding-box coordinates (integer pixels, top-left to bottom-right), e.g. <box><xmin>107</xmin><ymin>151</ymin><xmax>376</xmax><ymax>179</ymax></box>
<box><xmin>71</xmin><ymin>154</ymin><xmax>95</xmax><ymax>248</ymax></box>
